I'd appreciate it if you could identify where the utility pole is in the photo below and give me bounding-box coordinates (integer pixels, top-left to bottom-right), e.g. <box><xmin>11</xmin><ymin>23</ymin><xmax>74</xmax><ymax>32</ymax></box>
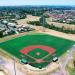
<box><xmin>35</xmin><ymin>9</ymin><xmax>36</xmax><ymax>16</ymax></box>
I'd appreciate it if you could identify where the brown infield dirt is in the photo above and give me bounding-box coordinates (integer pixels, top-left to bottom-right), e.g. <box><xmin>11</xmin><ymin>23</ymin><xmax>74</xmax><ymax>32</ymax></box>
<box><xmin>20</xmin><ymin>45</ymin><xmax>55</xmax><ymax>55</ymax></box>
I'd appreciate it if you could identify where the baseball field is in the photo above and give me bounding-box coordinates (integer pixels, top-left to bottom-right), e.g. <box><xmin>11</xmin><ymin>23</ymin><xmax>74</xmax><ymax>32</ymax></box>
<box><xmin>0</xmin><ymin>33</ymin><xmax>75</xmax><ymax>68</ymax></box>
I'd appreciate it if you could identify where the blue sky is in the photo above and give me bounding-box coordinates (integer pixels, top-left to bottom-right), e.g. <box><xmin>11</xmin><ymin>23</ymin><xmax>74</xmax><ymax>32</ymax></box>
<box><xmin>0</xmin><ymin>0</ymin><xmax>75</xmax><ymax>6</ymax></box>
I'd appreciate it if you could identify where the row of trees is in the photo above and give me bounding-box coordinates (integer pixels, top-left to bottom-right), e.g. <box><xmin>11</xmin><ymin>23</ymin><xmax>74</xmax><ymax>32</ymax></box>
<box><xmin>0</xmin><ymin>30</ymin><xmax>16</xmax><ymax>38</ymax></box>
<box><xmin>27</xmin><ymin>21</ymin><xmax>41</xmax><ymax>26</ymax></box>
<box><xmin>67</xmin><ymin>21</ymin><xmax>75</xmax><ymax>25</ymax></box>
<box><xmin>27</xmin><ymin>17</ymin><xmax>75</xmax><ymax>34</ymax></box>
<box><xmin>45</xmin><ymin>24</ymin><xmax>75</xmax><ymax>34</ymax></box>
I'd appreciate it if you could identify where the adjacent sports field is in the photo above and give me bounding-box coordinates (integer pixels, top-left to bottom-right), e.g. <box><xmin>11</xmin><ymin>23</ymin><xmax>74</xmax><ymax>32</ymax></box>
<box><xmin>0</xmin><ymin>33</ymin><xmax>75</xmax><ymax>68</ymax></box>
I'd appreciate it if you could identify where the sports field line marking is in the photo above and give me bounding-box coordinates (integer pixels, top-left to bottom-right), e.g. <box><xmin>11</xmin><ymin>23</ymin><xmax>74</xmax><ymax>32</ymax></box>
<box><xmin>26</xmin><ymin>54</ymin><xmax>37</xmax><ymax>61</ymax></box>
<box><xmin>42</xmin><ymin>54</ymin><xmax>51</xmax><ymax>60</ymax></box>
<box><xmin>23</xmin><ymin>53</ymin><xmax>52</xmax><ymax>63</ymax></box>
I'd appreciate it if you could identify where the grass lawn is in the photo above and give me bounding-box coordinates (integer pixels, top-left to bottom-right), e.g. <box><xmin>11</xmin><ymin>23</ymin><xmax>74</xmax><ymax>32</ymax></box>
<box><xmin>0</xmin><ymin>33</ymin><xmax>75</xmax><ymax>68</ymax></box>
<box><xmin>68</xmin><ymin>68</ymin><xmax>75</xmax><ymax>75</ymax></box>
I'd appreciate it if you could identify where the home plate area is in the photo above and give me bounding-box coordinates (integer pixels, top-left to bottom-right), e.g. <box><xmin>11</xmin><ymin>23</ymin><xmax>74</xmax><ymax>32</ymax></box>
<box><xmin>20</xmin><ymin>45</ymin><xmax>55</xmax><ymax>68</ymax></box>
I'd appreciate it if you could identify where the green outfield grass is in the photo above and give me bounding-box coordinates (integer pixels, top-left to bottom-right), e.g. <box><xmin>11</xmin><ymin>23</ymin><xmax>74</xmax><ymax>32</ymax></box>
<box><xmin>0</xmin><ymin>33</ymin><xmax>75</xmax><ymax>68</ymax></box>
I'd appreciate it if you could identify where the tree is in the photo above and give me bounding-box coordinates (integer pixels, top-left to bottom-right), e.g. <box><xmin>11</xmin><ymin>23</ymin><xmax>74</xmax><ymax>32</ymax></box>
<box><xmin>39</xmin><ymin>15</ymin><xmax>46</xmax><ymax>31</ymax></box>
<box><xmin>0</xmin><ymin>31</ymin><xmax>3</xmax><ymax>38</ymax></box>
<box><xmin>73</xmin><ymin>60</ymin><xmax>75</xmax><ymax>68</ymax></box>
<box><xmin>40</xmin><ymin>16</ymin><xmax>46</xmax><ymax>26</ymax></box>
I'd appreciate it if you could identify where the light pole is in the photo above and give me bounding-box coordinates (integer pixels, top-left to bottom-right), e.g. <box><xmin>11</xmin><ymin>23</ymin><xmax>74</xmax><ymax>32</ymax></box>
<box><xmin>13</xmin><ymin>57</ymin><xmax>17</xmax><ymax>75</ymax></box>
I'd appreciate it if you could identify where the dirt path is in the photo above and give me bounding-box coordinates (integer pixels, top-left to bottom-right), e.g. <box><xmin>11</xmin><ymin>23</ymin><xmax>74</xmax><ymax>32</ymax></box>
<box><xmin>32</xmin><ymin>25</ymin><xmax>75</xmax><ymax>41</ymax></box>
